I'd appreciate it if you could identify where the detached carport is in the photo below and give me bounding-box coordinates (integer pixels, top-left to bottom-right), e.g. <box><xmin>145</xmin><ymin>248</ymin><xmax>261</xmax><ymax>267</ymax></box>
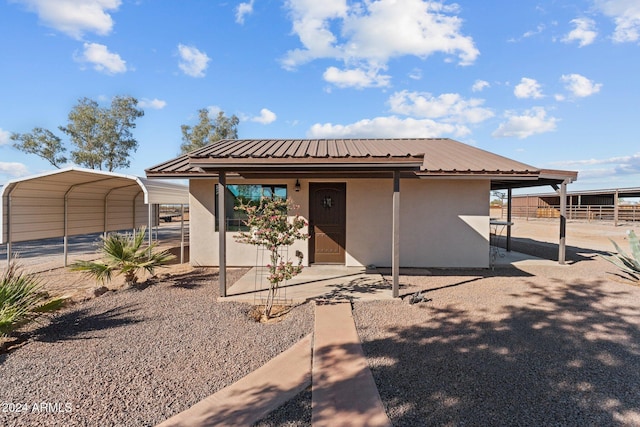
<box><xmin>1</xmin><ymin>167</ymin><xmax>189</xmax><ymax>266</ymax></box>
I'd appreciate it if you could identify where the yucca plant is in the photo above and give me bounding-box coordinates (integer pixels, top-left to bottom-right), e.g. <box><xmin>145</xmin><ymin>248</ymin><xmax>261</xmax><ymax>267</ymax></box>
<box><xmin>601</xmin><ymin>230</ymin><xmax>640</xmax><ymax>283</ymax></box>
<box><xmin>71</xmin><ymin>227</ymin><xmax>175</xmax><ymax>287</ymax></box>
<box><xmin>0</xmin><ymin>262</ymin><xmax>67</xmax><ymax>336</ymax></box>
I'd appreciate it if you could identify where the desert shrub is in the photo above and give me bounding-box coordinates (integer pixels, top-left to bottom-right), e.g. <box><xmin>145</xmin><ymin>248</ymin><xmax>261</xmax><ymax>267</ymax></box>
<box><xmin>601</xmin><ymin>230</ymin><xmax>640</xmax><ymax>283</ymax></box>
<box><xmin>71</xmin><ymin>227</ymin><xmax>175</xmax><ymax>287</ymax></box>
<box><xmin>0</xmin><ymin>262</ymin><xmax>67</xmax><ymax>336</ymax></box>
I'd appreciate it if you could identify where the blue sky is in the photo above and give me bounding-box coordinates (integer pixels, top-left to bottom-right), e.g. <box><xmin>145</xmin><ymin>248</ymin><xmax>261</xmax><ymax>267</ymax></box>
<box><xmin>0</xmin><ymin>0</ymin><xmax>639</xmax><ymax>192</ymax></box>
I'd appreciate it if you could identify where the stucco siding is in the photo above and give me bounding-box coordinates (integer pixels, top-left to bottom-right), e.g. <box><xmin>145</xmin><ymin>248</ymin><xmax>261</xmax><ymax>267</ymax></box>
<box><xmin>188</xmin><ymin>177</ymin><xmax>490</xmax><ymax>269</ymax></box>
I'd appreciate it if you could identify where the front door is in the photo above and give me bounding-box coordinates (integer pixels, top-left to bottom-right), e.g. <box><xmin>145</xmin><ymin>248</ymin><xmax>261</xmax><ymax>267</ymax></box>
<box><xmin>309</xmin><ymin>183</ymin><xmax>346</xmax><ymax>264</ymax></box>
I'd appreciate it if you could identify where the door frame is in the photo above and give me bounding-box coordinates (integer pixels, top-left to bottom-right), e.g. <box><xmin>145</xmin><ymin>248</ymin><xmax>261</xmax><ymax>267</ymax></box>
<box><xmin>308</xmin><ymin>182</ymin><xmax>347</xmax><ymax>264</ymax></box>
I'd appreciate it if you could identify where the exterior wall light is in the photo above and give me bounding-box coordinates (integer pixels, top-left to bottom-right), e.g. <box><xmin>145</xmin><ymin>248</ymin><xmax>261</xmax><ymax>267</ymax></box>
<box><xmin>295</xmin><ymin>179</ymin><xmax>301</xmax><ymax>192</ymax></box>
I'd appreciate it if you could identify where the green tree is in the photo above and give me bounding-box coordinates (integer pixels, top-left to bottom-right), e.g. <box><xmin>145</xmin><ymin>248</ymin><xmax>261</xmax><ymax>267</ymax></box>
<box><xmin>59</xmin><ymin>96</ymin><xmax>144</xmax><ymax>171</ymax></box>
<box><xmin>180</xmin><ymin>108</ymin><xmax>239</xmax><ymax>154</ymax></box>
<box><xmin>11</xmin><ymin>127</ymin><xmax>68</xmax><ymax>168</ymax></box>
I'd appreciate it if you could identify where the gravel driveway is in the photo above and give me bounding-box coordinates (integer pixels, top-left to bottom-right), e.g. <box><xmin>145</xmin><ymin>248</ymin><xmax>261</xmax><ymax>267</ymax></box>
<box><xmin>0</xmin><ymin>268</ymin><xmax>313</xmax><ymax>427</ymax></box>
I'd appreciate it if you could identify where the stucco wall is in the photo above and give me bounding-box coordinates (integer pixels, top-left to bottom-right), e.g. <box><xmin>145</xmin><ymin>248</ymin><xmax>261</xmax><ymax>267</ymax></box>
<box><xmin>188</xmin><ymin>177</ymin><xmax>489</xmax><ymax>268</ymax></box>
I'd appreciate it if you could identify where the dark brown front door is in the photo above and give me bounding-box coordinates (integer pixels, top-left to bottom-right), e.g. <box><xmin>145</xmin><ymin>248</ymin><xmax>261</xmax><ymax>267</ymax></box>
<box><xmin>309</xmin><ymin>183</ymin><xmax>346</xmax><ymax>264</ymax></box>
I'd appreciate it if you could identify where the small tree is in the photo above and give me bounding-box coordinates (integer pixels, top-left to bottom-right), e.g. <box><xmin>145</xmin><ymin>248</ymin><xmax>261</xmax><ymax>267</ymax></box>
<box><xmin>71</xmin><ymin>227</ymin><xmax>175</xmax><ymax>287</ymax></box>
<box><xmin>235</xmin><ymin>197</ymin><xmax>308</xmax><ymax>319</ymax></box>
<box><xmin>180</xmin><ymin>108</ymin><xmax>239</xmax><ymax>154</ymax></box>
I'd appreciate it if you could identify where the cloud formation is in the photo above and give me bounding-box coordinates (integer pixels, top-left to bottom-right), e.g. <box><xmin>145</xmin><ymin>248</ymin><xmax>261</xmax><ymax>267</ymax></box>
<box><xmin>561</xmin><ymin>73</ymin><xmax>602</xmax><ymax>97</ymax></box>
<box><xmin>388</xmin><ymin>90</ymin><xmax>494</xmax><ymax>125</ymax></box>
<box><xmin>236</xmin><ymin>0</ymin><xmax>254</xmax><ymax>24</ymax></box>
<box><xmin>0</xmin><ymin>128</ymin><xmax>10</xmax><ymax>145</ymax></box>
<box><xmin>76</xmin><ymin>42</ymin><xmax>126</xmax><ymax>74</ymax></box>
<box><xmin>283</xmin><ymin>0</ymin><xmax>478</xmax><ymax>88</ymax></box>
<box><xmin>251</xmin><ymin>108</ymin><xmax>277</xmax><ymax>124</ymax></box>
<box><xmin>514</xmin><ymin>77</ymin><xmax>544</xmax><ymax>99</ymax></box>
<box><xmin>595</xmin><ymin>0</ymin><xmax>640</xmax><ymax>42</ymax></box>
<box><xmin>492</xmin><ymin>107</ymin><xmax>558</xmax><ymax>139</ymax></box>
<box><xmin>308</xmin><ymin>116</ymin><xmax>462</xmax><ymax>138</ymax></box>
<box><xmin>16</xmin><ymin>0</ymin><xmax>121</xmax><ymax>39</ymax></box>
<box><xmin>0</xmin><ymin>162</ymin><xmax>29</xmax><ymax>178</ymax></box>
<box><xmin>472</xmin><ymin>80</ymin><xmax>490</xmax><ymax>92</ymax></box>
<box><xmin>139</xmin><ymin>98</ymin><xmax>167</xmax><ymax>109</ymax></box>
<box><xmin>563</xmin><ymin>18</ymin><xmax>598</xmax><ymax>46</ymax></box>
<box><xmin>177</xmin><ymin>44</ymin><xmax>210</xmax><ymax>78</ymax></box>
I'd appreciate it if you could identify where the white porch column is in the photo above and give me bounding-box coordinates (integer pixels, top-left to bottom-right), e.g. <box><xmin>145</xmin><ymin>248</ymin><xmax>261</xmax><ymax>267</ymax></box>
<box><xmin>218</xmin><ymin>171</ymin><xmax>227</xmax><ymax>297</ymax></box>
<box><xmin>392</xmin><ymin>170</ymin><xmax>400</xmax><ymax>298</ymax></box>
<box><xmin>558</xmin><ymin>179</ymin><xmax>568</xmax><ymax>264</ymax></box>
<box><xmin>506</xmin><ymin>188</ymin><xmax>512</xmax><ymax>252</ymax></box>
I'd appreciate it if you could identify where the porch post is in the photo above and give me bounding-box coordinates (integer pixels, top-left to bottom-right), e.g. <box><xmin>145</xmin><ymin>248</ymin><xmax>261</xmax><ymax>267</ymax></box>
<box><xmin>558</xmin><ymin>179</ymin><xmax>568</xmax><ymax>264</ymax></box>
<box><xmin>218</xmin><ymin>171</ymin><xmax>227</xmax><ymax>297</ymax></box>
<box><xmin>392</xmin><ymin>170</ymin><xmax>400</xmax><ymax>298</ymax></box>
<box><xmin>506</xmin><ymin>188</ymin><xmax>512</xmax><ymax>252</ymax></box>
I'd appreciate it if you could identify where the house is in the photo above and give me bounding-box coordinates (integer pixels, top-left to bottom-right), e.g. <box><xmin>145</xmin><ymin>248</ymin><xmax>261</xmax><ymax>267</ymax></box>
<box><xmin>146</xmin><ymin>138</ymin><xmax>577</xmax><ymax>296</ymax></box>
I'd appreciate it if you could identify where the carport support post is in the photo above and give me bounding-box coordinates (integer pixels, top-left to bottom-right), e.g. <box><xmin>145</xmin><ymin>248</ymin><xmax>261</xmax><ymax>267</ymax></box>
<box><xmin>392</xmin><ymin>170</ymin><xmax>400</xmax><ymax>298</ymax></box>
<box><xmin>180</xmin><ymin>204</ymin><xmax>185</xmax><ymax>264</ymax></box>
<box><xmin>558</xmin><ymin>179</ymin><xmax>568</xmax><ymax>265</ymax></box>
<box><xmin>614</xmin><ymin>189</ymin><xmax>619</xmax><ymax>227</ymax></box>
<box><xmin>218</xmin><ymin>171</ymin><xmax>227</xmax><ymax>297</ymax></box>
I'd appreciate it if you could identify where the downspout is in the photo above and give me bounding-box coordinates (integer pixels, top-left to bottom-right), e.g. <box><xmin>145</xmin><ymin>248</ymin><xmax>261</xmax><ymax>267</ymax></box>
<box><xmin>6</xmin><ymin>184</ymin><xmax>18</xmax><ymax>267</ymax></box>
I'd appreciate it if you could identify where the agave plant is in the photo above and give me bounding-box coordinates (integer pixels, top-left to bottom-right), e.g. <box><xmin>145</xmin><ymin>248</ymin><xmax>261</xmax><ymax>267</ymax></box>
<box><xmin>71</xmin><ymin>227</ymin><xmax>175</xmax><ymax>287</ymax></box>
<box><xmin>601</xmin><ymin>230</ymin><xmax>640</xmax><ymax>283</ymax></box>
<box><xmin>0</xmin><ymin>262</ymin><xmax>67</xmax><ymax>336</ymax></box>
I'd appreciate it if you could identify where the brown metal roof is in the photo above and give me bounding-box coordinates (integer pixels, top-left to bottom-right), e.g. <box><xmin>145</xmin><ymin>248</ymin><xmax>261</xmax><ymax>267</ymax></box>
<box><xmin>145</xmin><ymin>138</ymin><xmax>577</xmax><ymax>186</ymax></box>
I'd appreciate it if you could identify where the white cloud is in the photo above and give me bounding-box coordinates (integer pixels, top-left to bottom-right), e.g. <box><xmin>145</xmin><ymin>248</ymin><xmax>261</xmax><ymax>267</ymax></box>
<box><xmin>492</xmin><ymin>107</ymin><xmax>558</xmax><ymax>139</ymax></box>
<box><xmin>308</xmin><ymin>116</ymin><xmax>467</xmax><ymax>139</ymax></box>
<box><xmin>323</xmin><ymin>66</ymin><xmax>390</xmax><ymax>88</ymax></box>
<box><xmin>139</xmin><ymin>98</ymin><xmax>167</xmax><ymax>109</ymax></box>
<box><xmin>177</xmin><ymin>44</ymin><xmax>210</xmax><ymax>78</ymax></box>
<box><xmin>472</xmin><ymin>79</ymin><xmax>490</xmax><ymax>92</ymax></box>
<box><xmin>0</xmin><ymin>162</ymin><xmax>29</xmax><ymax>178</ymax></box>
<box><xmin>283</xmin><ymin>0</ymin><xmax>478</xmax><ymax>87</ymax></box>
<box><xmin>236</xmin><ymin>0</ymin><xmax>255</xmax><ymax>24</ymax></box>
<box><xmin>561</xmin><ymin>73</ymin><xmax>602</xmax><ymax>97</ymax></box>
<box><xmin>0</xmin><ymin>128</ymin><xmax>11</xmax><ymax>145</ymax></box>
<box><xmin>388</xmin><ymin>90</ymin><xmax>494</xmax><ymax>126</ymax></box>
<box><xmin>514</xmin><ymin>77</ymin><xmax>544</xmax><ymax>99</ymax></box>
<box><xmin>562</xmin><ymin>18</ymin><xmax>598</xmax><ymax>47</ymax></box>
<box><xmin>251</xmin><ymin>108</ymin><xmax>277</xmax><ymax>124</ymax></box>
<box><xmin>408</xmin><ymin>68</ymin><xmax>423</xmax><ymax>80</ymax></box>
<box><xmin>76</xmin><ymin>42</ymin><xmax>126</xmax><ymax>74</ymax></box>
<box><xmin>16</xmin><ymin>0</ymin><xmax>121</xmax><ymax>39</ymax></box>
<box><xmin>551</xmin><ymin>152</ymin><xmax>640</xmax><ymax>181</ymax></box>
<box><xmin>595</xmin><ymin>0</ymin><xmax>640</xmax><ymax>42</ymax></box>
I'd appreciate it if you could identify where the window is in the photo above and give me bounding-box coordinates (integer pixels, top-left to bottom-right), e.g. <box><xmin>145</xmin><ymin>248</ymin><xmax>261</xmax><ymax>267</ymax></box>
<box><xmin>215</xmin><ymin>184</ymin><xmax>287</xmax><ymax>231</ymax></box>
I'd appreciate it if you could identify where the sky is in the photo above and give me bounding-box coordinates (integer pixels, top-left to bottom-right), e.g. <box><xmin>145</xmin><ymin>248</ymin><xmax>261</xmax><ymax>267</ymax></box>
<box><xmin>0</xmin><ymin>0</ymin><xmax>639</xmax><ymax>193</ymax></box>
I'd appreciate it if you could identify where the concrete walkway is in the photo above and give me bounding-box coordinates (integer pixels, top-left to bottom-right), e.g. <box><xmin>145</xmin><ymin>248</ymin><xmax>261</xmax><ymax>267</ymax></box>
<box><xmin>312</xmin><ymin>302</ymin><xmax>391</xmax><ymax>426</ymax></box>
<box><xmin>157</xmin><ymin>334</ymin><xmax>312</xmax><ymax>427</ymax></box>
<box><xmin>222</xmin><ymin>265</ymin><xmax>393</xmax><ymax>304</ymax></box>
<box><xmin>156</xmin><ymin>302</ymin><xmax>390</xmax><ymax>427</ymax></box>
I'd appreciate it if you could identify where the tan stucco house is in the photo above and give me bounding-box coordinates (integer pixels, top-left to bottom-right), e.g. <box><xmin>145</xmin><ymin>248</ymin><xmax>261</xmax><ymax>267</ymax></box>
<box><xmin>146</xmin><ymin>138</ymin><xmax>577</xmax><ymax>296</ymax></box>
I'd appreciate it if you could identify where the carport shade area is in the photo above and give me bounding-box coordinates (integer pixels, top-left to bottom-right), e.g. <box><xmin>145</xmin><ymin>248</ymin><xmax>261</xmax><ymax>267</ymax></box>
<box><xmin>0</xmin><ymin>167</ymin><xmax>189</xmax><ymax>266</ymax></box>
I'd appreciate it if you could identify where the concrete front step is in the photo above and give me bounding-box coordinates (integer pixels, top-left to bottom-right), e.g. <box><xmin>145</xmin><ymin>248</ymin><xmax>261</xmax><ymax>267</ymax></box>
<box><xmin>312</xmin><ymin>302</ymin><xmax>391</xmax><ymax>427</ymax></box>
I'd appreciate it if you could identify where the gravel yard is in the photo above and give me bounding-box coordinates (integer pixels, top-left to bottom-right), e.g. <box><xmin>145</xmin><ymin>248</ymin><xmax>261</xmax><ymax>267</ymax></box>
<box><xmin>2</xmin><ymin>218</ymin><xmax>640</xmax><ymax>426</ymax></box>
<box><xmin>0</xmin><ymin>268</ymin><xmax>313</xmax><ymax>427</ymax></box>
<box><xmin>353</xmin><ymin>221</ymin><xmax>640</xmax><ymax>426</ymax></box>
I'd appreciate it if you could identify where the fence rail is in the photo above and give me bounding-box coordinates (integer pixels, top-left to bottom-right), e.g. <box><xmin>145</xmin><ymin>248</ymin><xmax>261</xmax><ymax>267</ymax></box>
<box><xmin>505</xmin><ymin>204</ymin><xmax>640</xmax><ymax>223</ymax></box>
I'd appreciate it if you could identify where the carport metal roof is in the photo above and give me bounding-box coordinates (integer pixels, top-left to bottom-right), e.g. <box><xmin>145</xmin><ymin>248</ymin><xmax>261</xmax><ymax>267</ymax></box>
<box><xmin>1</xmin><ymin>167</ymin><xmax>189</xmax><ymax>265</ymax></box>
